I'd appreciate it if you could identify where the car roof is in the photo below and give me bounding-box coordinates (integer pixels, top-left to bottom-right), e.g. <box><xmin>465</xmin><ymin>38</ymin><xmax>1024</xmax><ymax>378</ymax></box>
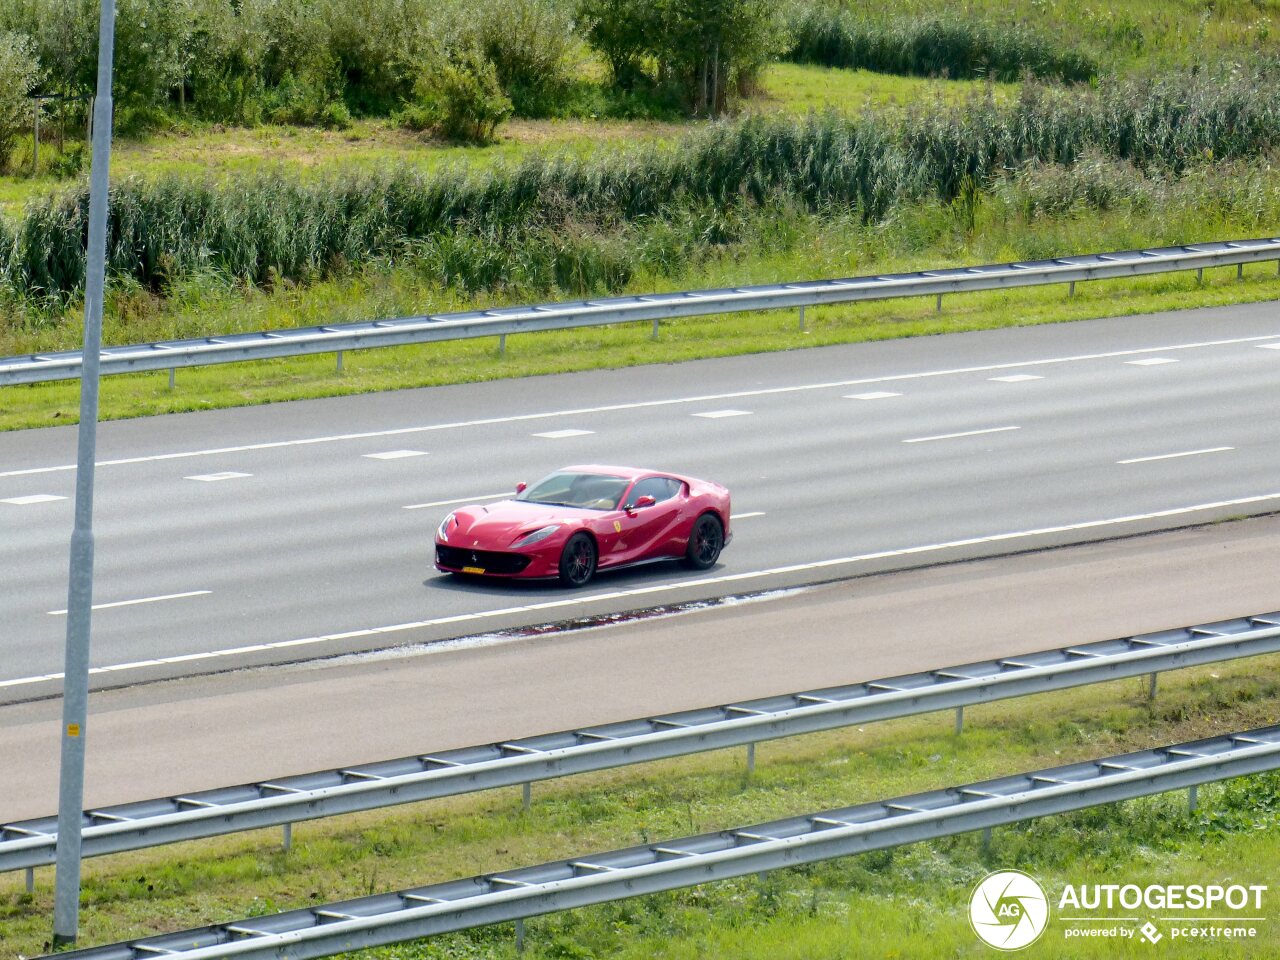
<box><xmin>558</xmin><ymin>465</ymin><xmax>664</xmax><ymax>480</ymax></box>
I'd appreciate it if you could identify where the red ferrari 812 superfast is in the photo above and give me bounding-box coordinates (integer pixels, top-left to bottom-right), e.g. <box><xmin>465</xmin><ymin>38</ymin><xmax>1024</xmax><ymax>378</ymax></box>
<box><xmin>434</xmin><ymin>465</ymin><xmax>731</xmax><ymax>586</ymax></box>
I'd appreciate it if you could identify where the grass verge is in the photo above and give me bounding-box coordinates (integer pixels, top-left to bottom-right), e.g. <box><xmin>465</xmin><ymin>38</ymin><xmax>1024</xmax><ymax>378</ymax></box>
<box><xmin>3</xmin><ymin>654</ymin><xmax>1279</xmax><ymax>957</ymax></box>
<box><xmin>3</xmin><ymin>248</ymin><xmax>1278</xmax><ymax>434</ymax></box>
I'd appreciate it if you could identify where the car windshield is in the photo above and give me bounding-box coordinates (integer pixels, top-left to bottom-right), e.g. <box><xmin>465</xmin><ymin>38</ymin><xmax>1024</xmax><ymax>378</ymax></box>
<box><xmin>517</xmin><ymin>471</ymin><xmax>631</xmax><ymax>511</ymax></box>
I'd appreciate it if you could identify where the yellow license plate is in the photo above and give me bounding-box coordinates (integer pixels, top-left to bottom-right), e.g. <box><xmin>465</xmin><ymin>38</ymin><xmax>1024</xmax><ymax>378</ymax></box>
<box><xmin>462</xmin><ymin>566</ymin><xmax>486</xmax><ymax>574</ymax></box>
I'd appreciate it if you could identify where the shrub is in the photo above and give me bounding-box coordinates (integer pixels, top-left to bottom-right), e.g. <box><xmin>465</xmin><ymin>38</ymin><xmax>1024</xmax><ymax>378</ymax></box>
<box><xmin>580</xmin><ymin>0</ymin><xmax>788</xmax><ymax>115</ymax></box>
<box><xmin>466</xmin><ymin>0</ymin><xmax>575</xmax><ymax>117</ymax></box>
<box><xmin>406</xmin><ymin>49</ymin><xmax>513</xmax><ymax>144</ymax></box>
<box><xmin>578</xmin><ymin>0</ymin><xmax>659</xmax><ymax>93</ymax></box>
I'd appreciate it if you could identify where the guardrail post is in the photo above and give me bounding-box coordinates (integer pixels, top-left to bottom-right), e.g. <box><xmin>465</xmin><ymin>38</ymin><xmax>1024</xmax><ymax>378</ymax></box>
<box><xmin>798</xmin><ymin>306</ymin><xmax>806</xmax><ymax>332</ymax></box>
<box><xmin>336</xmin><ymin>351</ymin><xmax>343</xmax><ymax>373</ymax></box>
<box><xmin>1188</xmin><ymin>784</ymin><xmax>1199</xmax><ymax>813</ymax></box>
<box><xmin>1148</xmin><ymin>673</ymin><xmax>1158</xmax><ymax>701</ymax></box>
<box><xmin>1068</xmin><ymin>280</ymin><xmax>1075</xmax><ymax>297</ymax></box>
<box><xmin>515</xmin><ymin>918</ymin><xmax>526</xmax><ymax>953</ymax></box>
<box><xmin>746</xmin><ymin>742</ymin><xmax>756</xmax><ymax>775</ymax></box>
<box><xmin>168</xmin><ymin>367</ymin><xmax>175</xmax><ymax>390</ymax></box>
<box><xmin>651</xmin><ymin>318</ymin><xmax>659</xmax><ymax>340</ymax></box>
<box><xmin>1238</xmin><ymin>263</ymin><xmax>1244</xmax><ymax>280</ymax></box>
<box><xmin>935</xmin><ymin>294</ymin><xmax>942</xmax><ymax>313</ymax></box>
<box><xmin>954</xmin><ymin>706</ymin><xmax>964</xmax><ymax>735</ymax></box>
<box><xmin>1196</xmin><ymin>267</ymin><xmax>1204</xmax><ymax>283</ymax></box>
<box><xmin>522</xmin><ymin>782</ymin><xmax>531</xmax><ymax>811</ymax></box>
<box><xmin>982</xmin><ymin>826</ymin><xmax>992</xmax><ymax>850</ymax></box>
<box><xmin>498</xmin><ymin>334</ymin><xmax>506</xmax><ymax>356</ymax></box>
<box><xmin>282</xmin><ymin>822</ymin><xmax>292</xmax><ymax>851</ymax></box>
<box><xmin>26</xmin><ymin>866</ymin><xmax>34</xmax><ymax>893</ymax></box>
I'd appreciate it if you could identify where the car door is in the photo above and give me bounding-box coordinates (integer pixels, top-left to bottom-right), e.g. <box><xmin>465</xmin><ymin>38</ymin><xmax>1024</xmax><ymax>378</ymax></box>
<box><xmin>612</xmin><ymin>476</ymin><xmax>686</xmax><ymax>563</ymax></box>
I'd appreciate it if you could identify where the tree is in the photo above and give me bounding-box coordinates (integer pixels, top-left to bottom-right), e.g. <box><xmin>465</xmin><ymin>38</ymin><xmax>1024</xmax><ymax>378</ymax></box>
<box><xmin>0</xmin><ymin>30</ymin><xmax>42</xmax><ymax>173</ymax></box>
<box><xmin>579</xmin><ymin>0</ymin><xmax>787</xmax><ymax>115</ymax></box>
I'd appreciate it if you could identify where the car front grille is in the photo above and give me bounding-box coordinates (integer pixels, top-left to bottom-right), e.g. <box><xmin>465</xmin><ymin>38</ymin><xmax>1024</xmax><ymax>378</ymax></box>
<box><xmin>436</xmin><ymin>544</ymin><xmax>532</xmax><ymax>575</ymax></box>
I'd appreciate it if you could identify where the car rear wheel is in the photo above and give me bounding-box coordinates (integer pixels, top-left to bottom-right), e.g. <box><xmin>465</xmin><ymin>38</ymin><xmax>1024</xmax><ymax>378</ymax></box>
<box><xmin>683</xmin><ymin>513</ymin><xmax>724</xmax><ymax>570</ymax></box>
<box><xmin>558</xmin><ymin>532</ymin><xmax>598</xmax><ymax>587</ymax></box>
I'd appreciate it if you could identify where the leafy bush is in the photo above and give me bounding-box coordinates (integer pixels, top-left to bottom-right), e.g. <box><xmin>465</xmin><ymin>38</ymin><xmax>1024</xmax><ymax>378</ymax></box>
<box><xmin>578</xmin><ymin>0</ymin><xmax>659</xmax><ymax>93</ymax></box>
<box><xmin>468</xmin><ymin>0</ymin><xmax>575</xmax><ymax>117</ymax></box>
<box><xmin>786</xmin><ymin>7</ymin><xmax>1097</xmax><ymax>83</ymax></box>
<box><xmin>0</xmin><ymin>30</ymin><xmax>41</xmax><ymax>173</ymax></box>
<box><xmin>579</xmin><ymin>0</ymin><xmax>788</xmax><ymax>115</ymax></box>
<box><xmin>47</xmin><ymin>141</ymin><xmax>85</xmax><ymax>178</ymax></box>
<box><xmin>403</xmin><ymin>49</ymin><xmax>513</xmax><ymax>143</ymax></box>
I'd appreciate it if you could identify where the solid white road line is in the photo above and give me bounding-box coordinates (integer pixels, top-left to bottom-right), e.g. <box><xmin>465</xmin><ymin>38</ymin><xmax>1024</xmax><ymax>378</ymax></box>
<box><xmin>184</xmin><ymin>471</ymin><xmax>252</xmax><ymax>482</ymax></box>
<box><xmin>903</xmin><ymin>426</ymin><xmax>1020</xmax><ymax>444</ymax></box>
<box><xmin>1117</xmin><ymin>447</ymin><xmax>1234</xmax><ymax>465</ymax></box>
<box><xmin>10</xmin><ymin>489</ymin><xmax>1280</xmax><ymax>690</ymax></box>
<box><xmin>1125</xmin><ymin>357</ymin><xmax>1179</xmax><ymax>366</ymax></box>
<box><xmin>844</xmin><ymin>391</ymin><xmax>902</xmax><ymax>400</ymax></box>
<box><xmin>989</xmin><ymin>374</ymin><xmax>1043</xmax><ymax>382</ymax></box>
<box><xmin>533</xmin><ymin>429</ymin><xmax>594</xmax><ymax>439</ymax></box>
<box><xmin>363</xmin><ymin>450</ymin><xmax>428</xmax><ymax>460</ymax></box>
<box><xmin>730</xmin><ymin>512</ymin><xmax>766</xmax><ymax>519</ymax></box>
<box><xmin>1</xmin><ymin>494</ymin><xmax>66</xmax><ymax>505</ymax></box>
<box><xmin>693</xmin><ymin>409</ymin><xmax>752</xmax><ymax>418</ymax></box>
<box><xmin>403</xmin><ymin>493</ymin><xmax>510</xmax><ymax>510</ymax></box>
<box><xmin>47</xmin><ymin>590</ymin><xmax>211</xmax><ymax>616</ymax></box>
<box><xmin>6</xmin><ymin>331</ymin><xmax>1279</xmax><ymax>479</ymax></box>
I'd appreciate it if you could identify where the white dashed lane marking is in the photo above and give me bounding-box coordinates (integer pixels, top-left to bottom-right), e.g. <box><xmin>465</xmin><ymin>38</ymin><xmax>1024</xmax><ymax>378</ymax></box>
<box><xmin>989</xmin><ymin>374</ymin><xmax>1043</xmax><ymax>382</ymax></box>
<box><xmin>693</xmin><ymin>410</ymin><xmax>752</xmax><ymax>418</ymax></box>
<box><xmin>1</xmin><ymin>494</ymin><xmax>66</xmax><ymax>505</ymax></box>
<box><xmin>12</xmin><ymin>489</ymin><xmax>1280</xmax><ymax>689</ymax></box>
<box><xmin>844</xmin><ymin>392</ymin><xmax>901</xmax><ymax>400</ymax></box>
<box><xmin>6</xmin><ymin>331</ymin><xmax>1275</xmax><ymax>479</ymax></box>
<box><xmin>185</xmin><ymin>472</ymin><xmax>252</xmax><ymax>482</ymax></box>
<box><xmin>404</xmin><ymin>493</ymin><xmax>509</xmax><ymax>510</ymax></box>
<box><xmin>48</xmin><ymin>590</ymin><xmax>212</xmax><ymax>616</ymax></box>
<box><xmin>903</xmin><ymin>426</ymin><xmax>1021</xmax><ymax>444</ymax></box>
<box><xmin>533</xmin><ymin>429</ymin><xmax>594</xmax><ymax>439</ymax></box>
<box><xmin>363</xmin><ymin>450</ymin><xmax>428</xmax><ymax>460</ymax></box>
<box><xmin>730</xmin><ymin>512</ymin><xmax>766</xmax><ymax>520</ymax></box>
<box><xmin>1117</xmin><ymin>447</ymin><xmax>1234</xmax><ymax>465</ymax></box>
<box><xmin>1126</xmin><ymin>358</ymin><xmax>1179</xmax><ymax>366</ymax></box>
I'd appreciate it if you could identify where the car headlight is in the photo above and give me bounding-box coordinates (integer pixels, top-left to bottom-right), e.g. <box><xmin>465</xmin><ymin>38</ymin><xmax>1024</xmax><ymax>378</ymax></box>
<box><xmin>515</xmin><ymin>524</ymin><xmax>560</xmax><ymax>547</ymax></box>
<box><xmin>437</xmin><ymin>513</ymin><xmax>456</xmax><ymax>540</ymax></box>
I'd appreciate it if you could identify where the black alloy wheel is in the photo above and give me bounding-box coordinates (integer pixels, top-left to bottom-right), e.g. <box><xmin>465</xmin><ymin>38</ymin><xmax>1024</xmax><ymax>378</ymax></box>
<box><xmin>559</xmin><ymin>532</ymin><xmax>598</xmax><ymax>586</ymax></box>
<box><xmin>683</xmin><ymin>513</ymin><xmax>724</xmax><ymax>570</ymax></box>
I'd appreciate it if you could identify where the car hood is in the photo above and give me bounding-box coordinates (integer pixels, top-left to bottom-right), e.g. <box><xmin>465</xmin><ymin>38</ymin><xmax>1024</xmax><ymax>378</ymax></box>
<box><xmin>440</xmin><ymin>500</ymin><xmax>594</xmax><ymax>546</ymax></box>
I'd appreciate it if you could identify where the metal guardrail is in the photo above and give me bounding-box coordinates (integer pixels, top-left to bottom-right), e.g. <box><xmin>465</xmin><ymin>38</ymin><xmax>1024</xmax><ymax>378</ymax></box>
<box><xmin>6</xmin><ymin>610</ymin><xmax>1279</xmax><ymax>874</ymax></box>
<box><xmin>48</xmin><ymin>723</ymin><xmax>1280</xmax><ymax>960</ymax></box>
<box><xmin>3</xmin><ymin>237</ymin><xmax>1278</xmax><ymax>386</ymax></box>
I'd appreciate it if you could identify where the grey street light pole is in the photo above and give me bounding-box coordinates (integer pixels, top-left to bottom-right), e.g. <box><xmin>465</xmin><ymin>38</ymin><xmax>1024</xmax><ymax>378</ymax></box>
<box><xmin>52</xmin><ymin>0</ymin><xmax>115</xmax><ymax>947</ymax></box>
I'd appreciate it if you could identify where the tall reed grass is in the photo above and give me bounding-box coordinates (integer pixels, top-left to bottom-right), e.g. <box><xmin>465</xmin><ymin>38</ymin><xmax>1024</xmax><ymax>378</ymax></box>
<box><xmin>3</xmin><ymin>66</ymin><xmax>1279</xmax><ymax>305</ymax></box>
<box><xmin>786</xmin><ymin>8</ymin><xmax>1097</xmax><ymax>83</ymax></box>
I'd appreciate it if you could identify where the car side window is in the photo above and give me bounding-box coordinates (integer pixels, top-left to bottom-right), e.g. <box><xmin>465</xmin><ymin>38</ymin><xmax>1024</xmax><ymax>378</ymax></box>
<box><xmin>629</xmin><ymin>477</ymin><xmax>682</xmax><ymax>506</ymax></box>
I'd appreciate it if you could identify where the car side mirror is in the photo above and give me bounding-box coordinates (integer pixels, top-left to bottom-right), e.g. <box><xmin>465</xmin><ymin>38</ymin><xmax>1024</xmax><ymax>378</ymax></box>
<box><xmin>629</xmin><ymin>495</ymin><xmax>656</xmax><ymax>511</ymax></box>
<box><xmin>515</xmin><ymin>481</ymin><xmax>527</xmax><ymax>494</ymax></box>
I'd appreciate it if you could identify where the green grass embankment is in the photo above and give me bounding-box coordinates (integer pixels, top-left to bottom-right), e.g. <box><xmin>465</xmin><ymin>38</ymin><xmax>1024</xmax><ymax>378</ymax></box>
<box><xmin>3</xmin><ymin>652</ymin><xmax>1279</xmax><ymax>958</ymax></box>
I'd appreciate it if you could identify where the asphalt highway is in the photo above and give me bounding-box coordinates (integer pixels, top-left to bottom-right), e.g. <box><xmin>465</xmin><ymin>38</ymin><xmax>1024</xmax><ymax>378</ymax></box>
<box><xmin>4</xmin><ymin>299</ymin><xmax>1280</xmax><ymax>696</ymax></box>
<box><xmin>4</xmin><ymin>513</ymin><xmax>1280</xmax><ymax>822</ymax></box>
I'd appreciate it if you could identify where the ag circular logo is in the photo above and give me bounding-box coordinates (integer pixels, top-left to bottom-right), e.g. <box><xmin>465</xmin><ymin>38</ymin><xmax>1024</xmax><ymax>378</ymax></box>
<box><xmin>969</xmin><ymin>870</ymin><xmax>1050</xmax><ymax>950</ymax></box>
